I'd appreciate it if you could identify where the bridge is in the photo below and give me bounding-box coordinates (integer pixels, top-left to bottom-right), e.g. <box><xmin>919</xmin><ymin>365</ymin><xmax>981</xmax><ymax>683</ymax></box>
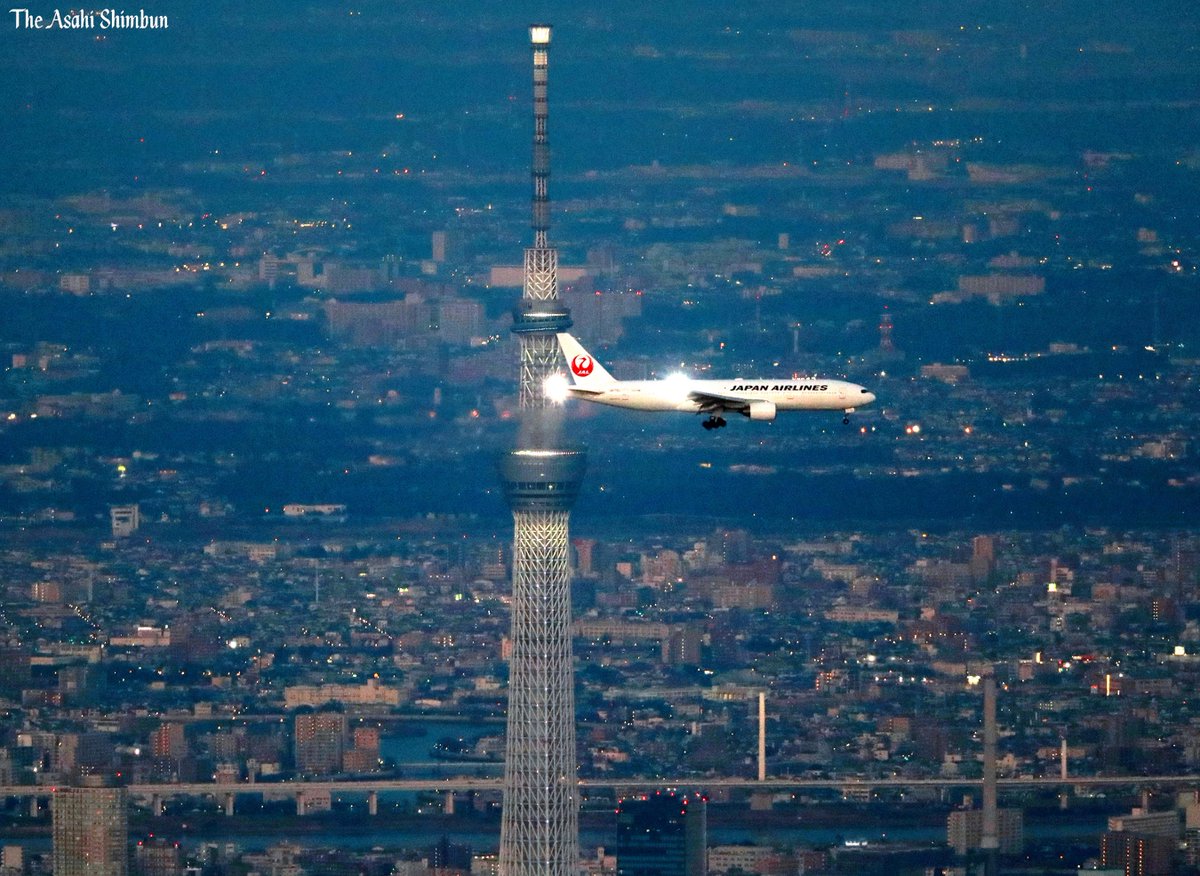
<box><xmin>3</xmin><ymin>773</ymin><xmax>1198</xmax><ymax>817</ymax></box>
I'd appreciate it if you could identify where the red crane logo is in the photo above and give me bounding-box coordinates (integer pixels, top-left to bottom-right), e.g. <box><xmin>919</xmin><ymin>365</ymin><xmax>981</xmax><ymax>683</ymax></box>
<box><xmin>571</xmin><ymin>355</ymin><xmax>594</xmax><ymax>377</ymax></box>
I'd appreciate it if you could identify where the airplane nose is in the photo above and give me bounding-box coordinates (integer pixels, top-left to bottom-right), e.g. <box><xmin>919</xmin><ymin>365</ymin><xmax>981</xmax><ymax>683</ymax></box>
<box><xmin>861</xmin><ymin>391</ymin><xmax>877</xmax><ymax>406</ymax></box>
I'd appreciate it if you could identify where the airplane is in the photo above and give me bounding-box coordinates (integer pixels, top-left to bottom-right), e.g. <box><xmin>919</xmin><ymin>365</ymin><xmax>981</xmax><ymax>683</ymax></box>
<box><xmin>554</xmin><ymin>333</ymin><xmax>876</xmax><ymax>430</ymax></box>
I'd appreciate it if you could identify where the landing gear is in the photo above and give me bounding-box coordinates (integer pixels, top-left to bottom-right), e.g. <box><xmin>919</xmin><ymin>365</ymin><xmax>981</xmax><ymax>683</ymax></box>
<box><xmin>843</xmin><ymin>408</ymin><xmax>853</xmax><ymax>425</ymax></box>
<box><xmin>702</xmin><ymin>415</ymin><xmax>727</xmax><ymax>430</ymax></box>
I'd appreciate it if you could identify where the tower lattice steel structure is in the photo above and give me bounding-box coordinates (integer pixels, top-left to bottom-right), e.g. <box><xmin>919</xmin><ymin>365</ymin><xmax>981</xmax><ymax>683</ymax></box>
<box><xmin>498</xmin><ymin>24</ymin><xmax>585</xmax><ymax>876</ymax></box>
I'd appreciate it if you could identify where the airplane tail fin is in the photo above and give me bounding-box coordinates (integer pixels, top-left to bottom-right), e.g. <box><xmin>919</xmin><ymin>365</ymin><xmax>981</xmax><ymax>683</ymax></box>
<box><xmin>556</xmin><ymin>333</ymin><xmax>617</xmax><ymax>389</ymax></box>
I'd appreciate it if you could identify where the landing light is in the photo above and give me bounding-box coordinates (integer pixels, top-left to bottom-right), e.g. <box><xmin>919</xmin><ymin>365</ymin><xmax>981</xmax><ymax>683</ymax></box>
<box><xmin>544</xmin><ymin>373</ymin><xmax>570</xmax><ymax>404</ymax></box>
<box><xmin>662</xmin><ymin>372</ymin><xmax>691</xmax><ymax>400</ymax></box>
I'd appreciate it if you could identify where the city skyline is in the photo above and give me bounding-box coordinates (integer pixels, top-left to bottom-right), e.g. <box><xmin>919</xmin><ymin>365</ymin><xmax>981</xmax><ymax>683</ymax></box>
<box><xmin>2</xmin><ymin>3</ymin><xmax>1199</xmax><ymax>875</ymax></box>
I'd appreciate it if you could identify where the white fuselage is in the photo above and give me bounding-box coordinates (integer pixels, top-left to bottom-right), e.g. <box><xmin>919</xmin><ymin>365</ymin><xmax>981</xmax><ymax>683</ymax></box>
<box><xmin>570</xmin><ymin>378</ymin><xmax>874</xmax><ymax>413</ymax></box>
<box><xmin>553</xmin><ymin>332</ymin><xmax>876</xmax><ymax>425</ymax></box>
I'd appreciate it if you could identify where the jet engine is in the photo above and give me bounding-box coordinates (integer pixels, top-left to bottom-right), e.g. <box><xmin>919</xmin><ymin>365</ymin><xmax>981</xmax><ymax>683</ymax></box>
<box><xmin>747</xmin><ymin>401</ymin><xmax>777</xmax><ymax>421</ymax></box>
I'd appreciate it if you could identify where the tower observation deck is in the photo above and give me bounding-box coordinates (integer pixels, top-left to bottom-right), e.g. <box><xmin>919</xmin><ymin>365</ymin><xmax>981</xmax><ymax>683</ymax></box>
<box><xmin>498</xmin><ymin>24</ymin><xmax>586</xmax><ymax>876</ymax></box>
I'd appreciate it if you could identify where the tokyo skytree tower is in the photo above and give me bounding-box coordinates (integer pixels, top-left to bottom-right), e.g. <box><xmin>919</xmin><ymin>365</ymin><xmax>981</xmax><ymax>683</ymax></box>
<box><xmin>497</xmin><ymin>24</ymin><xmax>586</xmax><ymax>876</ymax></box>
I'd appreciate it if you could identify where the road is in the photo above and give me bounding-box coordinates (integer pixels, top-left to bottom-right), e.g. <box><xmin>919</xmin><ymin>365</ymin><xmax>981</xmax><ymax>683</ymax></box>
<box><xmin>2</xmin><ymin>773</ymin><xmax>1198</xmax><ymax>798</ymax></box>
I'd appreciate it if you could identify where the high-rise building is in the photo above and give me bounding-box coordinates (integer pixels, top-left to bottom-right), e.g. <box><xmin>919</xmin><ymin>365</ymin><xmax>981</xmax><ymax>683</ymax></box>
<box><xmin>663</xmin><ymin>625</ymin><xmax>703</xmax><ymax>666</ymax></box>
<box><xmin>53</xmin><ymin>781</ymin><xmax>128</xmax><ymax>876</ymax></box>
<box><xmin>109</xmin><ymin>504</ymin><xmax>139</xmax><ymax>538</ymax></box>
<box><xmin>971</xmin><ymin>534</ymin><xmax>996</xmax><ymax>582</ymax></box>
<box><xmin>1108</xmin><ymin>808</ymin><xmax>1182</xmax><ymax>838</ymax></box>
<box><xmin>878</xmin><ymin>310</ymin><xmax>895</xmax><ymax>353</ymax></box>
<box><xmin>947</xmin><ymin>807</ymin><xmax>1025</xmax><ymax>855</ymax></box>
<box><xmin>497</xmin><ymin>24</ymin><xmax>586</xmax><ymax>876</ymax></box>
<box><xmin>150</xmin><ymin>723</ymin><xmax>188</xmax><ymax>760</ymax></box>
<box><xmin>293</xmin><ymin>710</ymin><xmax>346</xmax><ymax>776</ymax></box>
<box><xmin>437</xmin><ymin>298</ymin><xmax>485</xmax><ymax>346</ymax></box>
<box><xmin>342</xmin><ymin>725</ymin><xmax>382</xmax><ymax>774</ymax></box>
<box><xmin>0</xmin><ymin>641</ymin><xmax>31</xmax><ymax>697</ymax></box>
<box><xmin>1100</xmin><ymin>831</ymin><xmax>1176</xmax><ymax>876</ymax></box>
<box><xmin>53</xmin><ymin>732</ymin><xmax>115</xmax><ymax>777</ymax></box>
<box><xmin>427</xmin><ymin>836</ymin><xmax>473</xmax><ymax>872</ymax></box>
<box><xmin>616</xmin><ymin>792</ymin><xmax>707</xmax><ymax>876</ymax></box>
<box><xmin>58</xmin><ymin>663</ymin><xmax>106</xmax><ymax>706</ymax></box>
<box><xmin>134</xmin><ymin>837</ymin><xmax>183</xmax><ymax>876</ymax></box>
<box><xmin>573</xmin><ymin>538</ymin><xmax>596</xmax><ymax>576</ymax></box>
<box><xmin>1186</xmin><ymin>827</ymin><xmax>1200</xmax><ymax>868</ymax></box>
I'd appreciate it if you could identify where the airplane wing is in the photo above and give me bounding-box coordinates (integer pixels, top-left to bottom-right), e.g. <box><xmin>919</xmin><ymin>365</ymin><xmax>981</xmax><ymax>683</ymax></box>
<box><xmin>687</xmin><ymin>389</ymin><xmax>759</xmax><ymax>412</ymax></box>
<box><xmin>689</xmin><ymin>388</ymin><xmax>779</xmax><ymax>422</ymax></box>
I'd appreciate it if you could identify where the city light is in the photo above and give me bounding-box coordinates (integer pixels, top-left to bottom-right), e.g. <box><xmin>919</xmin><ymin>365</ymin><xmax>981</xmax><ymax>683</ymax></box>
<box><xmin>1</xmin><ymin>8</ymin><xmax>1196</xmax><ymax>873</ymax></box>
